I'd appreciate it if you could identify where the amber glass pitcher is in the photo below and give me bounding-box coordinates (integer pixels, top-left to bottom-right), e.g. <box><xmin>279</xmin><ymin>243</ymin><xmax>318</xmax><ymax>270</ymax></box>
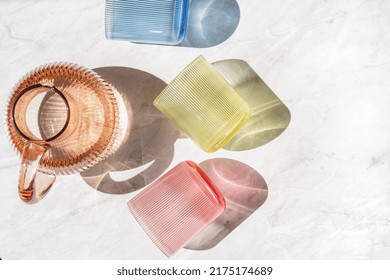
<box><xmin>6</xmin><ymin>63</ymin><xmax>123</xmax><ymax>204</ymax></box>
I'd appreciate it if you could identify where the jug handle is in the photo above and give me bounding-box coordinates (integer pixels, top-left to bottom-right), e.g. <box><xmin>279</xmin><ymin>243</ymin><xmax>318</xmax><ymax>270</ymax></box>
<box><xmin>18</xmin><ymin>142</ymin><xmax>56</xmax><ymax>204</ymax></box>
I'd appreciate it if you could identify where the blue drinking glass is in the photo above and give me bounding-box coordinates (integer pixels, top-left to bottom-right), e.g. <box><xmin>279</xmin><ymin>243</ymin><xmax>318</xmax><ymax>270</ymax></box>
<box><xmin>105</xmin><ymin>0</ymin><xmax>189</xmax><ymax>45</ymax></box>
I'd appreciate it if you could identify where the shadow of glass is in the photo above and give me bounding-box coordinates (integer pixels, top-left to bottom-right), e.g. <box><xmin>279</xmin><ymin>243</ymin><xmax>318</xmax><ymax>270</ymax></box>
<box><xmin>184</xmin><ymin>158</ymin><xmax>268</xmax><ymax>251</ymax></box>
<box><xmin>179</xmin><ymin>0</ymin><xmax>240</xmax><ymax>48</ymax></box>
<box><xmin>80</xmin><ymin>67</ymin><xmax>180</xmax><ymax>194</ymax></box>
<box><xmin>212</xmin><ymin>60</ymin><xmax>292</xmax><ymax>151</ymax></box>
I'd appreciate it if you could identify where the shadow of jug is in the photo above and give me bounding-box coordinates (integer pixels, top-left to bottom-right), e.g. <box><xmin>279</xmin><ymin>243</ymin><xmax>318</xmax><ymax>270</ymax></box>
<box><xmin>80</xmin><ymin>67</ymin><xmax>180</xmax><ymax>194</ymax></box>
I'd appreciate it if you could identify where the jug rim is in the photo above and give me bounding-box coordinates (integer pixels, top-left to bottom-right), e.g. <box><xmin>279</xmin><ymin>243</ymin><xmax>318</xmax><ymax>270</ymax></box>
<box><xmin>11</xmin><ymin>83</ymin><xmax>70</xmax><ymax>143</ymax></box>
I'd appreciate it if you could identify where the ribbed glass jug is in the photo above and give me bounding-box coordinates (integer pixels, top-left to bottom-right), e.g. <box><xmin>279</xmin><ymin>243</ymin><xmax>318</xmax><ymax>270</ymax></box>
<box><xmin>6</xmin><ymin>63</ymin><xmax>123</xmax><ymax>203</ymax></box>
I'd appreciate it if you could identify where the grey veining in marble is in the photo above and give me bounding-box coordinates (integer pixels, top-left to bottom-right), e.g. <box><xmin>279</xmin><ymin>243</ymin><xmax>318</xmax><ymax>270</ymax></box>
<box><xmin>0</xmin><ymin>0</ymin><xmax>390</xmax><ymax>259</ymax></box>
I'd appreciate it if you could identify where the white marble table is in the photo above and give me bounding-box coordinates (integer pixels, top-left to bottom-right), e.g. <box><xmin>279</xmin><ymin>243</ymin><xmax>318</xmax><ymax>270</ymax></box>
<box><xmin>0</xmin><ymin>0</ymin><xmax>389</xmax><ymax>259</ymax></box>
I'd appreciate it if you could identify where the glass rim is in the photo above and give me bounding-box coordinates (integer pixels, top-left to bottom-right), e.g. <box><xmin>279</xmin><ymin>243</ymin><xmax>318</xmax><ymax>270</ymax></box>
<box><xmin>11</xmin><ymin>83</ymin><xmax>70</xmax><ymax>143</ymax></box>
<box><xmin>153</xmin><ymin>55</ymin><xmax>206</xmax><ymax>106</ymax></box>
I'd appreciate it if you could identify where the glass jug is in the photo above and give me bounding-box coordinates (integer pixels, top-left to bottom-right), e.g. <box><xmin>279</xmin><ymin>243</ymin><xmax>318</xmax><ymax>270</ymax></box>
<box><xmin>6</xmin><ymin>63</ymin><xmax>123</xmax><ymax>204</ymax></box>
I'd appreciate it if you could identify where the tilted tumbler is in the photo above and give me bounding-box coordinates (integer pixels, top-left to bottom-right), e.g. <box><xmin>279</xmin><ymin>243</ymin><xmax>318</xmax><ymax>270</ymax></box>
<box><xmin>105</xmin><ymin>0</ymin><xmax>189</xmax><ymax>45</ymax></box>
<box><xmin>153</xmin><ymin>56</ymin><xmax>251</xmax><ymax>152</ymax></box>
<box><xmin>128</xmin><ymin>161</ymin><xmax>226</xmax><ymax>257</ymax></box>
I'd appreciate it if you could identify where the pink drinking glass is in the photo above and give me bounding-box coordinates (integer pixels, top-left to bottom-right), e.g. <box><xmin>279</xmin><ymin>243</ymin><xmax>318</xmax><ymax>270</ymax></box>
<box><xmin>128</xmin><ymin>161</ymin><xmax>226</xmax><ymax>257</ymax></box>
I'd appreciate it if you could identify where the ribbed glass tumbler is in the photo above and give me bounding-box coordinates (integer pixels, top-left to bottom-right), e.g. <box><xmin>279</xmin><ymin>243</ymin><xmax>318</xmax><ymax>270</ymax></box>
<box><xmin>105</xmin><ymin>0</ymin><xmax>189</xmax><ymax>45</ymax></box>
<box><xmin>128</xmin><ymin>161</ymin><xmax>226</xmax><ymax>257</ymax></box>
<box><xmin>153</xmin><ymin>56</ymin><xmax>251</xmax><ymax>152</ymax></box>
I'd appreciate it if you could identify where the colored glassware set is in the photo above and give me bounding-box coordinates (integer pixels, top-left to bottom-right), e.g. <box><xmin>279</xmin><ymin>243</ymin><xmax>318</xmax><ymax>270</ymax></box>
<box><xmin>5</xmin><ymin>0</ymin><xmax>290</xmax><ymax>257</ymax></box>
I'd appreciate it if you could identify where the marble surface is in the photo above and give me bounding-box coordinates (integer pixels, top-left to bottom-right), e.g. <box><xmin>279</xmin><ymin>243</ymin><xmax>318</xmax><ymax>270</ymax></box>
<box><xmin>1</xmin><ymin>0</ymin><xmax>390</xmax><ymax>259</ymax></box>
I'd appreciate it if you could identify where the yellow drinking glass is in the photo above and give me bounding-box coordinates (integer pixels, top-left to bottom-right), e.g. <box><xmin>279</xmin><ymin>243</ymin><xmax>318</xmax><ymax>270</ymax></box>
<box><xmin>153</xmin><ymin>56</ymin><xmax>250</xmax><ymax>152</ymax></box>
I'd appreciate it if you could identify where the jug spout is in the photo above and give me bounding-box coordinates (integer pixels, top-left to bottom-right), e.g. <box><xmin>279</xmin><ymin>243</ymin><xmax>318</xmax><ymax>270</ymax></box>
<box><xmin>18</xmin><ymin>142</ymin><xmax>56</xmax><ymax>204</ymax></box>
